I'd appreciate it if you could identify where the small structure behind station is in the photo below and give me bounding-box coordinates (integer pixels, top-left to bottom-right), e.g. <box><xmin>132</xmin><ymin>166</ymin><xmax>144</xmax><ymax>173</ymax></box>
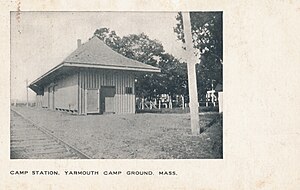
<box><xmin>206</xmin><ymin>83</ymin><xmax>223</xmax><ymax>113</ymax></box>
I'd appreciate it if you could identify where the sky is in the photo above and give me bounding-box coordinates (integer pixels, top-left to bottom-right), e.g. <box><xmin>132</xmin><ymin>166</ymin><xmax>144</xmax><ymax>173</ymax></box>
<box><xmin>10</xmin><ymin>11</ymin><xmax>185</xmax><ymax>101</ymax></box>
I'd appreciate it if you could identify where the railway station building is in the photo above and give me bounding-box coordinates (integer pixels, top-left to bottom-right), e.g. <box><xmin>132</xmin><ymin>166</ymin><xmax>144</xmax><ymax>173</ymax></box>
<box><xmin>29</xmin><ymin>36</ymin><xmax>160</xmax><ymax>115</ymax></box>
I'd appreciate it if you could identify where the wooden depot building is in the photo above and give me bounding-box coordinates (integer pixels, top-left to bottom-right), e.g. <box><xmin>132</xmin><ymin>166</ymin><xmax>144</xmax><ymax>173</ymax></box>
<box><xmin>29</xmin><ymin>36</ymin><xmax>161</xmax><ymax>115</ymax></box>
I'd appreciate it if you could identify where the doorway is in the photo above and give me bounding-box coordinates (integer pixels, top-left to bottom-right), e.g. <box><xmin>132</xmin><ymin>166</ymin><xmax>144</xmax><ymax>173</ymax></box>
<box><xmin>86</xmin><ymin>89</ymin><xmax>100</xmax><ymax>114</ymax></box>
<box><xmin>100</xmin><ymin>86</ymin><xmax>116</xmax><ymax>114</ymax></box>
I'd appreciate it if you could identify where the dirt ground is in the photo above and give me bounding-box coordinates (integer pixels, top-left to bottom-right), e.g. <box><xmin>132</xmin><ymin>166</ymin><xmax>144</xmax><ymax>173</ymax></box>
<box><xmin>11</xmin><ymin>106</ymin><xmax>223</xmax><ymax>159</ymax></box>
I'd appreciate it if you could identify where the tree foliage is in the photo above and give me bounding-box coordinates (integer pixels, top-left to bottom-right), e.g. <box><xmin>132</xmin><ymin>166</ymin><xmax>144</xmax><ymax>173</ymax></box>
<box><xmin>94</xmin><ymin>28</ymin><xmax>188</xmax><ymax>98</ymax></box>
<box><xmin>94</xmin><ymin>11</ymin><xmax>222</xmax><ymax>102</ymax></box>
<box><xmin>174</xmin><ymin>12</ymin><xmax>223</xmax><ymax>100</ymax></box>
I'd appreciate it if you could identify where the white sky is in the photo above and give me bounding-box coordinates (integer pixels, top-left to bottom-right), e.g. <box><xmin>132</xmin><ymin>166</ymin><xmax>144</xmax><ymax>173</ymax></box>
<box><xmin>10</xmin><ymin>11</ymin><xmax>184</xmax><ymax>101</ymax></box>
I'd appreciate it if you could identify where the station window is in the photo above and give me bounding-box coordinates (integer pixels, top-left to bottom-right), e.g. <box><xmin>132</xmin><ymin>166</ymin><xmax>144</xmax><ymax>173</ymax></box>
<box><xmin>125</xmin><ymin>87</ymin><xmax>133</xmax><ymax>94</ymax></box>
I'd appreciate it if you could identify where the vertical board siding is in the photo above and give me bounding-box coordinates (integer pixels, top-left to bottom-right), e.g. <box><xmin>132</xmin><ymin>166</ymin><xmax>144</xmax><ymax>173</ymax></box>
<box><xmin>36</xmin><ymin>95</ymin><xmax>43</xmax><ymax>107</ymax></box>
<box><xmin>79</xmin><ymin>70</ymin><xmax>135</xmax><ymax>115</ymax></box>
<box><xmin>42</xmin><ymin>87</ymin><xmax>48</xmax><ymax>108</ymax></box>
<box><xmin>40</xmin><ymin>74</ymin><xmax>79</xmax><ymax>111</ymax></box>
<box><xmin>55</xmin><ymin>73</ymin><xmax>78</xmax><ymax>111</ymax></box>
<box><xmin>39</xmin><ymin>69</ymin><xmax>136</xmax><ymax>115</ymax></box>
<box><xmin>114</xmin><ymin>94</ymin><xmax>135</xmax><ymax>114</ymax></box>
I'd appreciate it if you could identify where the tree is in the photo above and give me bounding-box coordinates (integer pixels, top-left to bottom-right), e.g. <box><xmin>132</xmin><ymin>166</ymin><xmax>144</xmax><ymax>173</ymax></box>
<box><xmin>94</xmin><ymin>28</ymin><xmax>122</xmax><ymax>51</ymax></box>
<box><xmin>93</xmin><ymin>28</ymin><xmax>188</xmax><ymax>98</ymax></box>
<box><xmin>174</xmin><ymin>12</ymin><xmax>223</xmax><ymax>100</ymax></box>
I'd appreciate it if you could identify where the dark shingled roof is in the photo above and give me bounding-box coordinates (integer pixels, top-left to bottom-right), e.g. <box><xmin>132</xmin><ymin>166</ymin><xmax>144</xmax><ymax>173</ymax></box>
<box><xmin>63</xmin><ymin>36</ymin><xmax>160</xmax><ymax>71</ymax></box>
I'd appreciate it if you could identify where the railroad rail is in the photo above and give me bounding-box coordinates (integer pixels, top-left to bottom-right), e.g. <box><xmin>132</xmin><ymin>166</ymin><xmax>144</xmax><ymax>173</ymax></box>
<box><xmin>10</xmin><ymin>108</ymin><xmax>91</xmax><ymax>159</ymax></box>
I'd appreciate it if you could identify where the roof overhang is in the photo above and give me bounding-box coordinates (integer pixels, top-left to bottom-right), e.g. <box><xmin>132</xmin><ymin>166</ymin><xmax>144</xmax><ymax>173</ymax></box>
<box><xmin>29</xmin><ymin>62</ymin><xmax>161</xmax><ymax>94</ymax></box>
<box><xmin>64</xmin><ymin>62</ymin><xmax>161</xmax><ymax>73</ymax></box>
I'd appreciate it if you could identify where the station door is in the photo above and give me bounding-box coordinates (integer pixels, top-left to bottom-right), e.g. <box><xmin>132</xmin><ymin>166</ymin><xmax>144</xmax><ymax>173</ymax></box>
<box><xmin>100</xmin><ymin>86</ymin><xmax>116</xmax><ymax>114</ymax></box>
<box><xmin>86</xmin><ymin>89</ymin><xmax>100</xmax><ymax>114</ymax></box>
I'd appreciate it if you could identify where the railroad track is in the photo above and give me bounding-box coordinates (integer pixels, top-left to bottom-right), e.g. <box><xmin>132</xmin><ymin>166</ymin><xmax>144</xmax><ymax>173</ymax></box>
<box><xmin>10</xmin><ymin>109</ymin><xmax>91</xmax><ymax>159</ymax></box>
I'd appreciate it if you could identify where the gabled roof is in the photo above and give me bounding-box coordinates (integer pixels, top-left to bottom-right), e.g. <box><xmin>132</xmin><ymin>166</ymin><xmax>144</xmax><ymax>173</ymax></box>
<box><xmin>29</xmin><ymin>36</ymin><xmax>161</xmax><ymax>93</ymax></box>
